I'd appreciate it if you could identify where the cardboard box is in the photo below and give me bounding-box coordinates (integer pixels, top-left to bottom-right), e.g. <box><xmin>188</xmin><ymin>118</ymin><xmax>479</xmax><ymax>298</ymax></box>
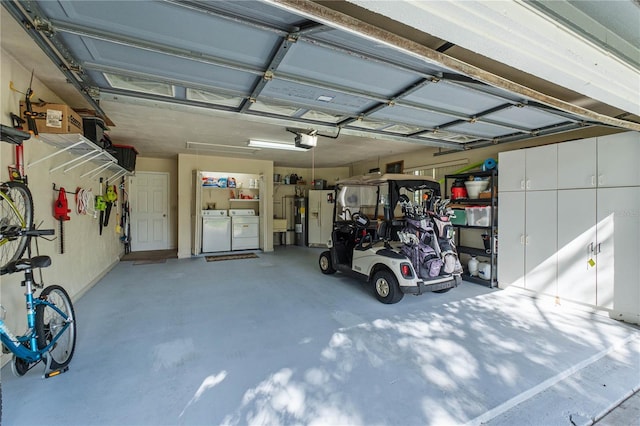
<box><xmin>19</xmin><ymin>102</ymin><xmax>83</xmax><ymax>135</ymax></box>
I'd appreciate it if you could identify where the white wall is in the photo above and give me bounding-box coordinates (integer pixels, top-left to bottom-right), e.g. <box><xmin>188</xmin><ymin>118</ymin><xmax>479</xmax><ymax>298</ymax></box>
<box><xmin>1</xmin><ymin>49</ymin><xmax>123</xmax><ymax>366</ymax></box>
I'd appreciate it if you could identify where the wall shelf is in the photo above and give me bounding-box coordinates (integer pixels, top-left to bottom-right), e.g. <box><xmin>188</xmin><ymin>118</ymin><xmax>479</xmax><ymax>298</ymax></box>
<box><xmin>445</xmin><ymin>169</ymin><xmax>498</xmax><ymax>287</ymax></box>
<box><xmin>28</xmin><ymin>133</ymin><xmax>131</xmax><ymax>181</ymax></box>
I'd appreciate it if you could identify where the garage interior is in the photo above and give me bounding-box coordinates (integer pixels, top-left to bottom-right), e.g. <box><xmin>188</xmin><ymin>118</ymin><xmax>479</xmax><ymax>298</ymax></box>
<box><xmin>1</xmin><ymin>1</ymin><xmax>639</xmax><ymax>424</ymax></box>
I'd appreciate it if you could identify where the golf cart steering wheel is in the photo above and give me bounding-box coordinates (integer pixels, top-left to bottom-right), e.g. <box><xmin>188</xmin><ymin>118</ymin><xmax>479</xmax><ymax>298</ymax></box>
<box><xmin>351</xmin><ymin>212</ymin><xmax>370</xmax><ymax>229</ymax></box>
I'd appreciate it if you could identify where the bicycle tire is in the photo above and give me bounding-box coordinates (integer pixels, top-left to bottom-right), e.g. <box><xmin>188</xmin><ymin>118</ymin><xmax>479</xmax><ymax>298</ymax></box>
<box><xmin>36</xmin><ymin>285</ymin><xmax>76</xmax><ymax>370</ymax></box>
<box><xmin>0</xmin><ymin>181</ymin><xmax>33</xmax><ymax>270</ymax></box>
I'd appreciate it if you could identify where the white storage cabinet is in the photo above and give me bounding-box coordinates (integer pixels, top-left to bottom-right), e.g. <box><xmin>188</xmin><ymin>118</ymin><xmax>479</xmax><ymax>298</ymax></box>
<box><xmin>499</xmin><ymin>144</ymin><xmax>559</xmax><ymax>295</ymax></box>
<box><xmin>499</xmin><ymin>131</ymin><xmax>639</xmax><ymax>324</ymax></box>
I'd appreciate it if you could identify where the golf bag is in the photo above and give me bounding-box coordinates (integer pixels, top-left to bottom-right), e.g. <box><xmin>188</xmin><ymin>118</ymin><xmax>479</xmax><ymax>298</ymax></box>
<box><xmin>398</xmin><ymin>216</ymin><xmax>443</xmax><ymax>279</ymax></box>
<box><xmin>397</xmin><ymin>199</ymin><xmax>463</xmax><ymax>279</ymax></box>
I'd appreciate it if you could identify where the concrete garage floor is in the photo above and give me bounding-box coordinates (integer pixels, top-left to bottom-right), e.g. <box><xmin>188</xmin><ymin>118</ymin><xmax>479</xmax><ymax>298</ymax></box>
<box><xmin>2</xmin><ymin>246</ymin><xmax>639</xmax><ymax>425</ymax></box>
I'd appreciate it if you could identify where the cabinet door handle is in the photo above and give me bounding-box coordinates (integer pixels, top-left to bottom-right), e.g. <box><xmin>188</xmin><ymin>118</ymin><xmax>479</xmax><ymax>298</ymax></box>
<box><xmin>591</xmin><ymin>175</ymin><xmax>596</xmax><ymax>186</ymax></box>
<box><xmin>526</xmin><ymin>180</ymin><xmax>531</xmax><ymax>190</ymax></box>
<box><xmin>597</xmin><ymin>243</ymin><xmax>601</xmax><ymax>254</ymax></box>
<box><xmin>520</xmin><ymin>235</ymin><xmax>525</xmax><ymax>245</ymax></box>
<box><xmin>520</xmin><ymin>180</ymin><xmax>525</xmax><ymax>190</ymax></box>
<box><xmin>588</xmin><ymin>242</ymin><xmax>594</xmax><ymax>254</ymax></box>
<box><xmin>598</xmin><ymin>174</ymin><xmax>604</xmax><ymax>186</ymax></box>
<box><xmin>525</xmin><ymin>236</ymin><xmax>530</xmax><ymax>245</ymax></box>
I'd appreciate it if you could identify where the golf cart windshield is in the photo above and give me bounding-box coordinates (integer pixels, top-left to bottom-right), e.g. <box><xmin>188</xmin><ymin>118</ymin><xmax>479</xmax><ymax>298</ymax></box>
<box><xmin>335</xmin><ymin>174</ymin><xmax>442</xmax><ymax>222</ymax></box>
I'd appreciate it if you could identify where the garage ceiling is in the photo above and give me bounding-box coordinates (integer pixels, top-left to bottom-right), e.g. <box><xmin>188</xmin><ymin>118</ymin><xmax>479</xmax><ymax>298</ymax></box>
<box><xmin>2</xmin><ymin>0</ymin><xmax>639</xmax><ymax>167</ymax></box>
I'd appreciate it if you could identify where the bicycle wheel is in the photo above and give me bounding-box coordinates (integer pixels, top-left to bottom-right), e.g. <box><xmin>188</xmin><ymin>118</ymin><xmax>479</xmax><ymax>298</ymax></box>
<box><xmin>0</xmin><ymin>181</ymin><xmax>33</xmax><ymax>270</ymax></box>
<box><xmin>36</xmin><ymin>285</ymin><xmax>76</xmax><ymax>370</ymax></box>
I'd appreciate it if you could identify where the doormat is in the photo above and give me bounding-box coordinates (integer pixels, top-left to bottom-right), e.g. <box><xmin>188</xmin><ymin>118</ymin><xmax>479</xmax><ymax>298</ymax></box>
<box><xmin>206</xmin><ymin>253</ymin><xmax>259</xmax><ymax>262</ymax></box>
<box><xmin>133</xmin><ymin>259</ymin><xmax>167</xmax><ymax>265</ymax></box>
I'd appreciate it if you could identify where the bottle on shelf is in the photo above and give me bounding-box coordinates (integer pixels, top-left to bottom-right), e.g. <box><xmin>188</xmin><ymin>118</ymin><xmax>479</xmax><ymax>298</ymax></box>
<box><xmin>468</xmin><ymin>255</ymin><xmax>479</xmax><ymax>276</ymax></box>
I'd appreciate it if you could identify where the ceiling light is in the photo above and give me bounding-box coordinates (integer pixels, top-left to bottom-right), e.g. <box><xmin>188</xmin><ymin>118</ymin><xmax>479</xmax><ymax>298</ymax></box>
<box><xmin>247</xmin><ymin>140</ymin><xmax>308</xmax><ymax>152</ymax></box>
<box><xmin>317</xmin><ymin>95</ymin><xmax>334</xmax><ymax>102</ymax></box>
<box><xmin>187</xmin><ymin>141</ymin><xmax>258</xmax><ymax>151</ymax></box>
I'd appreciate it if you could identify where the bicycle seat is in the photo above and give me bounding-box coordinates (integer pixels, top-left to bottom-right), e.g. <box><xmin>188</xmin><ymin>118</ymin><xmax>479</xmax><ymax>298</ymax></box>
<box><xmin>1</xmin><ymin>255</ymin><xmax>51</xmax><ymax>275</ymax></box>
<box><xmin>0</xmin><ymin>124</ymin><xmax>31</xmax><ymax>145</ymax></box>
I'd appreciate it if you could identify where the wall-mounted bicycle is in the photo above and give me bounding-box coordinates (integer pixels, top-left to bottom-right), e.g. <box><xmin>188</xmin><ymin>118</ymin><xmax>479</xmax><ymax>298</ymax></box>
<box><xmin>0</xmin><ymin>125</ymin><xmax>76</xmax><ymax>379</ymax></box>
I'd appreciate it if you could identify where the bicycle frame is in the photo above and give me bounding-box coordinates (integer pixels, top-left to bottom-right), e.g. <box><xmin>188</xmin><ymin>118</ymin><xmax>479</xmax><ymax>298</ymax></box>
<box><xmin>0</xmin><ymin>278</ymin><xmax>71</xmax><ymax>364</ymax></box>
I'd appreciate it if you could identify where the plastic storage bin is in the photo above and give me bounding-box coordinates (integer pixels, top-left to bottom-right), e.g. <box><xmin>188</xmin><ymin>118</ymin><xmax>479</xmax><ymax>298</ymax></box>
<box><xmin>450</xmin><ymin>209</ymin><xmax>467</xmax><ymax>225</ymax></box>
<box><xmin>82</xmin><ymin>117</ymin><xmax>111</xmax><ymax>149</ymax></box>
<box><xmin>112</xmin><ymin>144</ymin><xmax>138</xmax><ymax>171</ymax></box>
<box><xmin>465</xmin><ymin>206</ymin><xmax>491</xmax><ymax>227</ymax></box>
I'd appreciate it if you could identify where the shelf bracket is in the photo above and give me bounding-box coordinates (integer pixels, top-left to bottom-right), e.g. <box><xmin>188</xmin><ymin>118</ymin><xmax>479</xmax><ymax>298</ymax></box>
<box><xmin>83</xmin><ymin>161</ymin><xmax>114</xmax><ymax>179</ymax></box>
<box><xmin>27</xmin><ymin>140</ymin><xmax>86</xmax><ymax>169</ymax></box>
<box><xmin>52</xmin><ymin>150</ymin><xmax>105</xmax><ymax>174</ymax></box>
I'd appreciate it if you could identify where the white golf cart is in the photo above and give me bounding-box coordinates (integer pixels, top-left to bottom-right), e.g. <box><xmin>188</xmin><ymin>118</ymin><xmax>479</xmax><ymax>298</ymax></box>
<box><xmin>318</xmin><ymin>174</ymin><xmax>463</xmax><ymax>304</ymax></box>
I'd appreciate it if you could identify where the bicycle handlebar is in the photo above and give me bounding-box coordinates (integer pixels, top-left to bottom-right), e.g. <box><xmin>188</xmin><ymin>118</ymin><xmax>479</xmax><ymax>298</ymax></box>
<box><xmin>0</xmin><ymin>227</ymin><xmax>54</xmax><ymax>239</ymax></box>
<box><xmin>0</xmin><ymin>124</ymin><xmax>31</xmax><ymax>145</ymax></box>
<box><xmin>26</xmin><ymin>229</ymin><xmax>55</xmax><ymax>236</ymax></box>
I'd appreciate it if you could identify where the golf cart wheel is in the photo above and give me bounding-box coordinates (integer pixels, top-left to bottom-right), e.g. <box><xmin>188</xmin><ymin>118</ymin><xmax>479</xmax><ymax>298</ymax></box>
<box><xmin>372</xmin><ymin>270</ymin><xmax>403</xmax><ymax>304</ymax></box>
<box><xmin>319</xmin><ymin>251</ymin><xmax>336</xmax><ymax>274</ymax></box>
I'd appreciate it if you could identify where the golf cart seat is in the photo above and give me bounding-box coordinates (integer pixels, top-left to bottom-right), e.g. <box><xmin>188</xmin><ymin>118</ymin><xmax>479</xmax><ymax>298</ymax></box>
<box><xmin>376</xmin><ymin>218</ymin><xmax>405</xmax><ymax>241</ymax></box>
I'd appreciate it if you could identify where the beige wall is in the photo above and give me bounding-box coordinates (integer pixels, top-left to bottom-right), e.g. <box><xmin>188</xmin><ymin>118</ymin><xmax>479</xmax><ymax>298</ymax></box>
<box><xmin>129</xmin><ymin>159</ymin><xmax>351</xmax><ymax>257</ymax></box>
<box><xmin>1</xmin><ymin>50</ymin><xmax>123</xmax><ymax>366</ymax></box>
<box><xmin>350</xmin><ymin>127</ymin><xmax>621</xmax><ymax>178</ymax></box>
<box><xmin>273</xmin><ymin>166</ymin><xmax>351</xmax><ymax>187</ymax></box>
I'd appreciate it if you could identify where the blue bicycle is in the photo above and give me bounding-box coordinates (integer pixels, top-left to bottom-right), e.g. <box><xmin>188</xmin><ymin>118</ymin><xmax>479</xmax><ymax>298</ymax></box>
<box><xmin>1</xmin><ymin>242</ymin><xmax>76</xmax><ymax>379</ymax></box>
<box><xmin>0</xmin><ymin>125</ymin><xmax>76</xmax><ymax>380</ymax></box>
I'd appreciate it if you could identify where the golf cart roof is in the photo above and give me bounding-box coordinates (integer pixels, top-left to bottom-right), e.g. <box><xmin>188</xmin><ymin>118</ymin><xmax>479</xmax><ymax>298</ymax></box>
<box><xmin>337</xmin><ymin>173</ymin><xmax>440</xmax><ymax>188</ymax></box>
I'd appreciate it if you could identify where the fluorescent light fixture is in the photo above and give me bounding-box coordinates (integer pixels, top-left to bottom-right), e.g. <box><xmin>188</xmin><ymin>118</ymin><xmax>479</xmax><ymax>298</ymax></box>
<box><xmin>187</xmin><ymin>141</ymin><xmax>258</xmax><ymax>151</ymax></box>
<box><xmin>248</xmin><ymin>139</ymin><xmax>308</xmax><ymax>152</ymax></box>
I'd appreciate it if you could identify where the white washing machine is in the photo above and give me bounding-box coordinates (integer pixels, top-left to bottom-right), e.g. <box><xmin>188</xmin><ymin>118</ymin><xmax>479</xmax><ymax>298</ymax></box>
<box><xmin>202</xmin><ymin>210</ymin><xmax>231</xmax><ymax>252</ymax></box>
<box><xmin>229</xmin><ymin>209</ymin><xmax>259</xmax><ymax>250</ymax></box>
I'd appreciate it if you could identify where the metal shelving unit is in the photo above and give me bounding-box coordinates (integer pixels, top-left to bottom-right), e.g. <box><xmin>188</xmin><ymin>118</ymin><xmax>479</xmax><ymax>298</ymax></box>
<box><xmin>445</xmin><ymin>169</ymin><xmax>498</xmax><ymax>287</ymax></box>
<box><xmin>28</xmin><ymin>133</ymin><xmax>131</xmax><ymax>181</ymax></box>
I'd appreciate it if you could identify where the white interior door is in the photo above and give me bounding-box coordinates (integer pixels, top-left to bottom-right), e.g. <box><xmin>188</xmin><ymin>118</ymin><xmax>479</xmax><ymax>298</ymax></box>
<box><xmin>130</xmin><ymin>172</ymin><xmax>169</xmax><ymax>251</ymax></box>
